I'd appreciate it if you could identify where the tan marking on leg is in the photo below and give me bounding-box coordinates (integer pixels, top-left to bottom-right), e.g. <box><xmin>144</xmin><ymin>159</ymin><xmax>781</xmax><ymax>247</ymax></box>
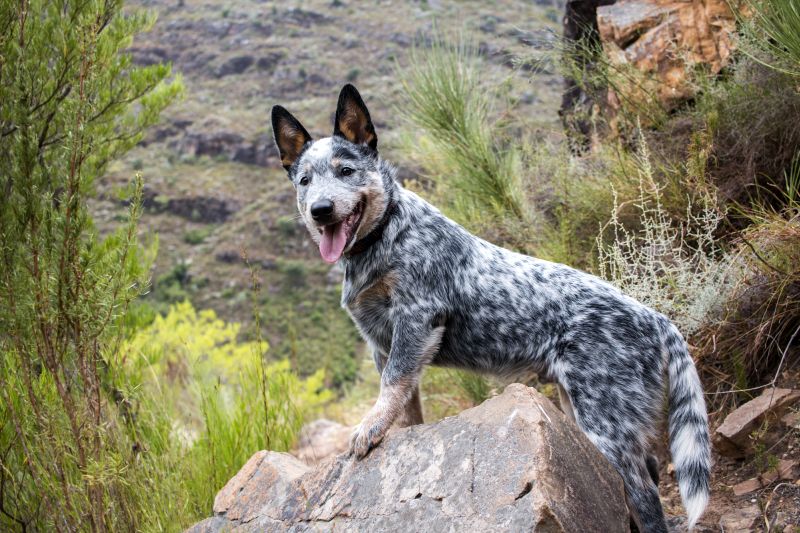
<box><xmin>395</xmin><ymin>385</ymin><xmax>424</xmax><ymax>428</ymax></box>
<box><xmin>351</xmin><ymin>376</ymin><xmax>416</xmax><ymax>458</ymax></box>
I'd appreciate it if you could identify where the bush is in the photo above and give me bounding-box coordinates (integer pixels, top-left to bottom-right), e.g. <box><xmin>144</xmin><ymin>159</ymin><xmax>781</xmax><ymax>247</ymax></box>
<box><xmin>742</xmin><ymin>0</ymin><xmax>800</xmax><ymax>78</ymax></box>
<box><xmin>698</xmin><ymin>155</ymin><xmax>800</xmax><ymax>398</ymax></box>
<box><xmin>117</xmin><ymin>302</ymin><xmax>331</xmax><ymax>520</ymax></box>
<box><xmin>597</xmin><ymin>131</ymin><xmax>737</xmax><ymax>337</ymax></box>
<box><xmin>398</xmin><ymin>36</ymin><xmax>527</xmax><ymax>229</ymax></box>
<box><xmin>0</xmin><ymin>1</ymin><xmax>182</xmax><ymax>529</ymax></box>
<box><xmin>695</xmin><ymin>58</ymin><xmax>800</xmax><ymax>209</ymax></box>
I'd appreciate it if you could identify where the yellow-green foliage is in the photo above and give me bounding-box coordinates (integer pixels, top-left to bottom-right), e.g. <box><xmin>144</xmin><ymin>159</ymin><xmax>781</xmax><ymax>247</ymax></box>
<box><xmin>115</xmin><ymin>301</ymin><xmax>332</xmax><ymax>526</ymax></box>
<box><xmin>118</xmin><ymin>301</ymin><xmax>331</xmax><ymax>427</ymax></box>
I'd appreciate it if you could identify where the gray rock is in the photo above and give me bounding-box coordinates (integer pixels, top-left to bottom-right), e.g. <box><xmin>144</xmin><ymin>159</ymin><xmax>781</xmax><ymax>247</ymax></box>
<box><xmin>215</xmin><ymin>55</ymin><xmax>255</xmax><ymax>78</ymax></box>
<box><xmin>186</xmin><ymin>384</ymin><xmax>628</xmax><ymax>532</ymax></box>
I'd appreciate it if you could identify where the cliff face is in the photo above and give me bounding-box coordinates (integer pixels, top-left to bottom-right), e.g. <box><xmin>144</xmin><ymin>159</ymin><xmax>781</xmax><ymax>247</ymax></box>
<box><xmin>187</xmin><ymin>385</ymin><xmax>629</xmax><ymax>532</ymax></box>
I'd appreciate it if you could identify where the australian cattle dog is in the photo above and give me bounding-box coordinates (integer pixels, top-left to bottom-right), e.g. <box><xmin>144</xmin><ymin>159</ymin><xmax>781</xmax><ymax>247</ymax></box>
<box><xmin>271</xmin><ymin>84</ymin><xmax>710</xmax><ymax>532</ymax></box>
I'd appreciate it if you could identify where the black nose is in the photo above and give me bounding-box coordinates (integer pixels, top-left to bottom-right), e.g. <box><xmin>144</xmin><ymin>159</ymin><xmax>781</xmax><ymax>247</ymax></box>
<box><xmin>310</xmin><ymin>199</ymin><xmax>334</xmax><ymax>222</ymax></box>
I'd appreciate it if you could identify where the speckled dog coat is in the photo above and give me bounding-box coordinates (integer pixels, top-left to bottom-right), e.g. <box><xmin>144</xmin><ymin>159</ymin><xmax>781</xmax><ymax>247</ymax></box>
<box><xmin>271</xmin><ymin>84</ymin><xmax>710</xmax><ymax>533</ymax></box>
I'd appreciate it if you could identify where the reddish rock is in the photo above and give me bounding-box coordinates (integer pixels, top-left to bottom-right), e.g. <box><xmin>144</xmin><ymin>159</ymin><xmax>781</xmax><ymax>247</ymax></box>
<box><xmin>597</xmin><ymin>0</ymin><xmax>741</xmax><ymax>111</ymax></box>
<box><xmin>718</xmin><ymin>505</ymin><xmax>761</xmax><ymax>531</ymax></box>
<box><xmin>714</xmin><ymin>388</ymin><xmax>800</xmax><ymax>458</ymax></box>
<box><xmin>732</xmin><ymin>477</ymin><xmax>761</xmax><ymax>497</ymax></box>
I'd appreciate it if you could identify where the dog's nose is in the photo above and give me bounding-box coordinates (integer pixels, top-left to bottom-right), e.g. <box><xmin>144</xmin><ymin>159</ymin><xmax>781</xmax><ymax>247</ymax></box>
<box><xmin>310</xmin><ymin>199</ymin><xmax>335</xmax><ymax>222</ymax></box>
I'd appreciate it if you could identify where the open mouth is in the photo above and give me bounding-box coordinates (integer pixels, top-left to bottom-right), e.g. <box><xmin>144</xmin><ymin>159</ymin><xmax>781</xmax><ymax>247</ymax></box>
<box><xmin>317</xmin><ymin>200</ymin><xmax>364</xmax><ymax>263</ymax></box>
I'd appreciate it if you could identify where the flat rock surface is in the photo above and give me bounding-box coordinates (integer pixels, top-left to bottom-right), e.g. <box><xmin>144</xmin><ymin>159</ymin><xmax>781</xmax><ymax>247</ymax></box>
<box><xmin>714</xmin><ymin>388</ymin><xmax>800</xmax><ymax>457</ymax></box>
<box><xmin>187</xmin><ymin>384</ymin><xmax>629</xmax><ymax>532</ymax></box>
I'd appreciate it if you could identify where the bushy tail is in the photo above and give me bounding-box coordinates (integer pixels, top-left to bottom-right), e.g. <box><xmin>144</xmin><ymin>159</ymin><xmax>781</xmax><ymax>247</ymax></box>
<box><xmin>660</xmin><ymin>318</ymin><xmax>710</xmax><ymax>530</ymax></box>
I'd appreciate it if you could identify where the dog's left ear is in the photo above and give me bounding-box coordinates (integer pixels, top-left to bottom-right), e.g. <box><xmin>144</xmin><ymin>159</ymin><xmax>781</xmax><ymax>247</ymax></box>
<box><xmin>333</xmin><ymin>84</ymin><xmax>377</xmax><ymax>151</ymax></box>
<box><xmin>272</xmin><ymin>105</ymin><xmax>312</xmax><ymax>171</ymax></box>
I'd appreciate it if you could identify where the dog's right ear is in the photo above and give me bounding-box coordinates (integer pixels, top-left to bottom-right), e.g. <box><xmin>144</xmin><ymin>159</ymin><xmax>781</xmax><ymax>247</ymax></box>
<box><xmin>271</xmin><ymin>105</ymin><xmax>312</xmax><ymax>171</ymax></box>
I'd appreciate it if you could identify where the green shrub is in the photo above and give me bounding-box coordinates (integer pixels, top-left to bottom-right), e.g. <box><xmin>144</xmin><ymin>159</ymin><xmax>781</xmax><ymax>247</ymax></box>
<box><xmin>597</xmin><ymin>131</ymin><xmax>737</xmax><ymax>337</ymax></box>
<box><xmin>398</xmin><ymin>36</ymin><xmax>527</xmax><ymax>226</ymax></box>
<box><xmin>0</xmin><ymin>1</ymin><xmax>182</xmax><ymax>529</ymax></box>
<box><xmin>695</xmin><ymin>58</ymin><xmax>800</xmax><ymax>208</ymax></box>
<box><xmin>184</xmin><ymin>226</ymin><xmax>213</xmax><ymax>245</ymax></box>
<box><xmin>118</xmin><ymin>302</ymin><xmax>331</xmax><ymax>520</ymax></box>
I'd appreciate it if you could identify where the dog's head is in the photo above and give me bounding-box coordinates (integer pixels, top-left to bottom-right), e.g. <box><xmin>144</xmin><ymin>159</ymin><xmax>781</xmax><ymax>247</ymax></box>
<box><xmin>271</xmin><ymin>84</ymin><xmax>389</xmax><ymax>264</ymax></box>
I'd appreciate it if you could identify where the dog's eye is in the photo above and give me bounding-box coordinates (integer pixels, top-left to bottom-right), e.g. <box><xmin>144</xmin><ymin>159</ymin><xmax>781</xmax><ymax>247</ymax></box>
<box><xmin>341</xmin><ymin>167</ymin><xmax>354</xmax><ymax>176</ymax></box>
<box><xmin>299</xmin><ymin>176</ymin><xmax>309</xmax><ymax>186</ymax></box>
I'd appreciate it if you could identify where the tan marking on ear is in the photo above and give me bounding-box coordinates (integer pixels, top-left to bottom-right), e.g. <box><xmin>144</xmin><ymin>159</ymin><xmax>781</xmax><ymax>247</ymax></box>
<box><xmin>339</xmin><ymin>103</ymin><xmax>368</xmax><ymax>144</ymax></box>
<box><xmin>339</xmin><ymin>121</ymin><xmax>356</xmax><ymax>142</ymax></box>
<box><xmin>279</xmin><ymin>122</ymin><xmax>306</xmax><ymax>166</ymax></box>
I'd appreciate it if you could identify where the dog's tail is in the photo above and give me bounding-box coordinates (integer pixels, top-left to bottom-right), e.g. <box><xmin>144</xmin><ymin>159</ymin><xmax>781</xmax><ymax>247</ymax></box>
<box><xmin>660</xmin><ymin>317</ymin><xmax>710</xmax><ymax>530</ymax></box>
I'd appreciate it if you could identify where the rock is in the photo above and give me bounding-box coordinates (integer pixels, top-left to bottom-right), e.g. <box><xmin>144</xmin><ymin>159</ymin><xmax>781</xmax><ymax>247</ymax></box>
<box><xmin>135</xmin><ymin>188</ymin><xmax>238</xmax><ymax>223</ymax></box>
<box><xmin>186</xmin><ymin>385</ymin><xmax>629</xmax><ymax>532</ymax></box>
<box><xmin>714</xmin><ymin>388</ymin><xmax>800</xmax><ymax>458</ymax></box>
<box><xmin>215</xmin><ymin>55</ymin><xmax>255</xmax><ymax>78</ymax></box>
<box><xmin>255</xmin><ymin>52</ymin><xmax>285</xmax><ymax>72</ymax></box>
<box><xmin>732</xmin><ymin>477</ymin><xmax>761</xmax><ymax>496</ymax></box>
<box><xmin>777</xmin><ymin>459</ymin><xmax>799</xmax><ymax>481</ymax></box>
<box><xmin>718</xmin><ymin>505</ymin><xmax>761</xmax><ymax>532</ymax></box>
<box><xmin>597</xmin><ymin>0</ymin><xmax>739</xmax><ymax>111</ymax></box>
<box><xmin>782</xmin><ymin>409</ymin><xmax>800</xmax><ymax>429</ymax></box>
<box><xmin>559</xmin><ymin>0</ymin><xmax>617</xmax><ymax>152</ymax></box>
<box><xmin>755</xmin><ymin>460</ymin><xmax>797</xmax><ymax>486</ymax></box>
<box><xmin>292</xmin><ymin>419</ymin><xmax>351</xmax><ymax>465</ymax></box>
<box><xmin>171</xmin><ymin>129</ymin><xmax>276</xmax><ymax>167</ymax></box>
<box><xmin>281</xmin><ymin>8</ymin><xmax>331</xmax><ymax>28</ymax></box>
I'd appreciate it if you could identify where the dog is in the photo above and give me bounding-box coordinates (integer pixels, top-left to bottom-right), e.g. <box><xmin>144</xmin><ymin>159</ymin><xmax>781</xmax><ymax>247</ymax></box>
<box><xmin>271</xmin><ymin>84</ymin><xmax>710</xmax><ymax>532</ymax></box>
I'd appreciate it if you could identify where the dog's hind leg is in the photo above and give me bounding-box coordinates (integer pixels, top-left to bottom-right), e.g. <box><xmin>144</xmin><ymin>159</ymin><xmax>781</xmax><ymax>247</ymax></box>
<box><xmin>395</xmin><ymin>385</ymin><xmax>424</xmax><ymax>427</ymax></box>
<box><xmin>557</xmin><ymin>383</ymin><xmax>576</xmax><ymax>423</ymax></box>
<box><xmin>582</xmin><ymin>432</ymin><xmax>667</xmax><ymax>533</ymax></box>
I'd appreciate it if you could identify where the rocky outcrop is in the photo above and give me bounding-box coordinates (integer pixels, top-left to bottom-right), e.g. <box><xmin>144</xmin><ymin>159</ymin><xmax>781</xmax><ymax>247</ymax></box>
<box><xmin>560</xmin><ymin>0</ymin><xmax>743</xmax><ymax>144</ymax></box>
<box><xmin>597</xmin><ymin>0</ymin><xmax>739</xmax><ymax>110</ymax></box>
<box><xmin>187</xmin><ymin>384</ymin><xmax>629</xmax><ymax>532</ymax></box>
<box><xmin>170</xmin><ymin>129</ymin><xmax>276</xmax><ymax>167</ymax></box>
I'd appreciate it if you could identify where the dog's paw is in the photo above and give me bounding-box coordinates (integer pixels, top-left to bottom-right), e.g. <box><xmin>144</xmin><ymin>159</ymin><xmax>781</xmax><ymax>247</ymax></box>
<box><xmin>349</xmin><ymin>418</ymin><xmax>386</xmax><ymax>459</ymax></box>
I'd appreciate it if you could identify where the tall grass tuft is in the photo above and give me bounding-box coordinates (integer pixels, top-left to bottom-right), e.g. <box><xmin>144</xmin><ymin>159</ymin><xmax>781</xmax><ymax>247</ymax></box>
<box><xmin>398</xmin><ymin>36</ymin><xmax>526</xmax><ymax>225</ymax></box>
<box><xmin>743</xmin><ymin>0</ymin><xmax>800</xmax><ymax>78</ymax></box>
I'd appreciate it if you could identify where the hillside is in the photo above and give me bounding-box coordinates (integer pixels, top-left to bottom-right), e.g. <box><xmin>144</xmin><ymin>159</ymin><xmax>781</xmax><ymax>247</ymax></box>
<box><xmin>93</xmin><ymin>0</ymin><xmax>565</xmax><ymax>384</ymax></box>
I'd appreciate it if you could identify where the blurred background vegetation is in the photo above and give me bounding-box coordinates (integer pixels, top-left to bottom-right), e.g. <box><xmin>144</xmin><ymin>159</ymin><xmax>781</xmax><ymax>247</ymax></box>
<box><xmin>1</xmin><ymin>0</ymin><xmax>799</xmax><ymax>530</ymax></box>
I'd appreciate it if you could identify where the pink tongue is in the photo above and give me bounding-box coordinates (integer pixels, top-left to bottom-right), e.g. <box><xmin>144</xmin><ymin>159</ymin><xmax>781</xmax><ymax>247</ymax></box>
<box><xmin>319</xmin><ymin>222</ymin><xmax>347</xmax><ymax>263</ymax></box>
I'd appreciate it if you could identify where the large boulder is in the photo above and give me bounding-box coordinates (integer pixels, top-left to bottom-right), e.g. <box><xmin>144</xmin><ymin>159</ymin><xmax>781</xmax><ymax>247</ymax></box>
<box><xmin>187</xmin><ymin>384</ymin><xmax>629</xmax><ymax>532</ymax></box>
<box><xmin>597</xmin><ymin>0</ymin><xmax>739</xmax><ymax>110</ymax></box>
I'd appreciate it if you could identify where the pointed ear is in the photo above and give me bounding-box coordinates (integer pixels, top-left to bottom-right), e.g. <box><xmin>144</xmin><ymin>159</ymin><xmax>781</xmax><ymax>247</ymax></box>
<box><xmin>271</xmin><ymin>105</ymin><xmax>312</xmax><ymax>170</ymax></box>
<box><xmin>333</xmin><ymin>84</ymin><xmax>377</xmax><ymax>151</ymax></box>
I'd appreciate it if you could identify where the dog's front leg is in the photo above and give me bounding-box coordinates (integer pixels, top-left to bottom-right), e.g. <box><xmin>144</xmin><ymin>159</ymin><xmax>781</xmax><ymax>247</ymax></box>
<box><xmin>350</xmin><ymin>317</ymin><xmax>443</xmax><ymax>458</ymax></box>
